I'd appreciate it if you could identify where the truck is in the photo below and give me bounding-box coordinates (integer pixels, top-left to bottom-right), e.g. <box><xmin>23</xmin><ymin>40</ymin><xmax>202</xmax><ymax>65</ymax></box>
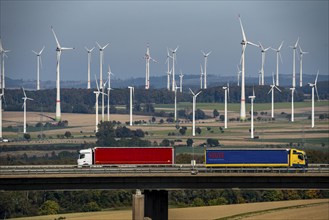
<box><xmin>205</xmin><ymin>148</ymin><xmax>308</xmax><ymax>168</ymax></box>
<box><xmin>78</xmin><ymin>147</ymin><xmax>174</xmax><ymax>166</ymax></box>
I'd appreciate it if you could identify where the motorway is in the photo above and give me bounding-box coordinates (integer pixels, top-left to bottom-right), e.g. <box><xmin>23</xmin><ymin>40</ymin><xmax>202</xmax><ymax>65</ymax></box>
<box><xmin>1</xmin><ymin>164</ymin><xmax>329</xmax><ymax>175</ymax></box>
<box><xmin>1</xmin><ymin>164</ymin><xmax>328</xmax><ymax>191</ymax></box>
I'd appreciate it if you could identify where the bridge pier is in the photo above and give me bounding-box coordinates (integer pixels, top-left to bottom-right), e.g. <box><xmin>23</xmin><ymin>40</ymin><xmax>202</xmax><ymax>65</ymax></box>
<box><xmin>144</xmin><ymin>190</ymin><xmax>168</xmax><ymax>220</ymax></box>
<box><xmin>132</xmin><ymin>189</ymin><xmax>144</xmax><ymax>220</ymax></box>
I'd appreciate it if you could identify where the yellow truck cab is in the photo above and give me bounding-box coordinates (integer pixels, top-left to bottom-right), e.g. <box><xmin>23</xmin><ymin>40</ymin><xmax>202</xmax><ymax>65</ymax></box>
<box><xmin>289</xmin><ymin>149</ymin><xmax>308</xmax><ymax>168</ymax></box>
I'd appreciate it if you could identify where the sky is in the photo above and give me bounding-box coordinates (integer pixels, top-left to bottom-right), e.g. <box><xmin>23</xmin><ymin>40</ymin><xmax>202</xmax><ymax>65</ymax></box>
<box><xmin>0</xmin><ymin>1</ymin><xmax>328</xmax><ymax>83</ymax></box>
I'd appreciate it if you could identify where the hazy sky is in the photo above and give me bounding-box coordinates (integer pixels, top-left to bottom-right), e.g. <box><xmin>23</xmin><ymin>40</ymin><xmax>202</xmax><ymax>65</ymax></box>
<box><xmin>0</xmin><ymin>1</ymin><xmax>328</xmax><ymax>83</ymax></box>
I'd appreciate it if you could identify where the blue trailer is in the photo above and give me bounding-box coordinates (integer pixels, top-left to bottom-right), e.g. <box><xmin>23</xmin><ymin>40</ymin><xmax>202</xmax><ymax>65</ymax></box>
<box><xmin>205</xmin><ymin>148</ymin><xmax>307</xmax><ymax>168</ymax></box>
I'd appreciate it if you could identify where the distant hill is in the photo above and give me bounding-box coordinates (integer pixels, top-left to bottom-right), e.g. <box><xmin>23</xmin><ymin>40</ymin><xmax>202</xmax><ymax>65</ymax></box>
<box><xmin>5</xmin><ymin>73</ymin><xmax>328</xmax><ymax>90</ymax></box>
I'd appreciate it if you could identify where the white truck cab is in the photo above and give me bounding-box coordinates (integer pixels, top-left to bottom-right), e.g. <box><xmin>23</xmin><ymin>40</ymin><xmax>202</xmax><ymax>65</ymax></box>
<box><xmin>77</xmin><ymin>148</ymin><xmax>93</xmax><ymax>166</ymax></box>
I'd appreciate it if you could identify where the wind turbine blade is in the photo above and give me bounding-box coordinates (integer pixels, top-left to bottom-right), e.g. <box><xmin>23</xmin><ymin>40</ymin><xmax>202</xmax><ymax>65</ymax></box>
<box><xmin>195</xmin><ymin>91</ymin><xmax>202</xmax><ymax>97</ymax></box>
<box><xmin>51</xmin><ymin>26</ymin><xmax>61</xmax><ymax>49</ymax></box>
<box><xmin>247</xmin><ymin>41</ymin><xmax>259</xmax><ymax>47</ymax></box>
<box><xmin>85</xmin><ymin>47</ymin><xmax>89</xmax><ymax>52</ymax></box>
<box><xmin>27</xmin><ymin>98</ymin><xmax>34</xmax><ymax>101</ymax></box>
<box><xmin>200</xmin><ymin>64</ymin><xmax>203</xmax><ymax>73</ymax></box>
<box><xmin>32</xmin><ymin>50</ymin><xmax>38</xmax><ymax>55</ymax></box>
<box><xmin>96</xmin><ymin>42</ymin><xmax>101</xmax><ymax>49</ymax></box>
<box><xmin>275</xmin><ymin>86</ymin><xmax>282</xmax><ymax>92</ymax></box>
<box><xmin>238</xmin><ymin>14</ymin><xmax>247</xmax><ymax>42</ymax></box>
<box><xmin>206</xmin><ymin>51</ymin><xmax>212</xmax><ymax>56</ymax></box>
<box><xmin>40</xmin><ymin>46</ymin><xmax>45</xmax><ymax>54</ymax></box>
<box><xmin>174</xmin><ymin>46</ymin><xmax>179</xmax><ymax>52</ymax></box>
<box><xmin>315</xmin><ymin>85</ymin><xmax>320</xmax><ymax>101</ymax></box>
<box><xmin>279</xmin><ymin>52</ymin><xmax>283</xmax><ymax>64</ymax></box>
<box><xmin>295</xmin><ymin>37</ymin><xmax>299</xmax><ymax>48</ymax></box>
<box><xmin>315</xmin><ymin>70</ymin><xmax>319</xmax><ymax>84</ymax></box>
<box><xmin>201</xmin><ymin>50</ymin><xmax>205</xmax><ymax>56</ymax></box>
<box><xmin>95</xmin><ymin>75</ymin><xmax>100</xmax><ymax>91</ymax></box>
<box><xmin>189</xmin><ymin>88</ymin><xmax>195</xmax><ymax>96</ymax></box>
<box><xmin>22</xmin><ymin>87</ymin><xmax>27</xmax><ymax>98</ymax></box>
<box><xmin>103</xmin><ymin>43</ymin><xmax>109</xmax><ymax>50</ymax></box>
<box><xmin>61</xmin><ymin>47</ymin><xmax>74</xmax><ymax>50</ymax></box>
<box><xmin>278</xmin><ymin>41</ymin><xmax>284</xmax><ymax>51</ymax></box>
<box><xmin>268</xmin><ymin>88</ymin><xmax>273</xmax><ymax>95</ymax></box>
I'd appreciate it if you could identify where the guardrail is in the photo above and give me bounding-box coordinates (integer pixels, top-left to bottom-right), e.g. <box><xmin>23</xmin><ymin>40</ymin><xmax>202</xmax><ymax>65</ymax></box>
<box><xmin>1</xmin><ymin>164</ymin><xmax>329</xmax><ymax>175</ymax></box>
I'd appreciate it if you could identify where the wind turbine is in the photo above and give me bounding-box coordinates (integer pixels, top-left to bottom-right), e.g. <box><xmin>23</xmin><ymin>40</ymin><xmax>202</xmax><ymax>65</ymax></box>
<box><xmin>248</xmin><ymin>88</ymin><xmax>256</xmax><ymax>139</ymax></box>
<box><xmin>189</xmin><ymin>88</ymin><xmax>202</xmax><ymax>136</ymax></box>
<box><xmin>238</xmin><ymin>15</ymin><xmax>258</xmax><ymax>120</ymax></box>
<box><xmin>51</xmin><ymin>26</ymin><xmax>74</xmax><ymax>122</ymax></box>
<box><xmin>200</xmin><ymin>64</ymin><xmax>204</xmax><ymax>89</ymax></box>
<box><xmin>166</xmin><ymin>48</ymin><xmax>173</xmax><ymax>90</ymax></box>
<box><xmin>271</xmin><ymin>41</ymin><xmax>283</xmax><ymax>86</ymax></box>
<box><xmin>144</xmin><ymin>43</ymin><xmax>157</xmax><ymax>90</ymax></box>
<box><xmin>32</xmin><ymin>46</ymin><xmax>45</xmax><ymax>90</ymax></box>
<box><xmin>101</xmin><ymin>80</ymin><xmax>108</xmax><ymax>122</ymax></box>
<box><xmin>258</xmin><ymin>42</ymin><xmax>270</xmax><ymax>85</ymax></box>
<box><xmin>179</xmin><ymin>71</ymin><xmax>184</xmax><ymax>93</ymax></box>
<box><xmin>223</xmin><ymin>83</ymin><xmax>230</xmax><ymax>129</ymax></box>
<box><xmin>0</xmin><ymin>38</ymin><xmax>10</xmax><ymax>95</ymax></box>
<box><xmin>237</xmin><ymin>65</ymin><xmax>241</xmax><ymax>86</ymax></box>
<box><xmin>128</xmin><ymin>86</ymin><xmax>134</xmax><ymax>126</ymax></box>
<box><xmin>290</xmin><ymin>38</ymin><xmax>299</xmax><ymax>88</ymax></box>
<box><xmin>201</xmin><ymin>50</ymin><xmax>212</xmax><ymax>89</ymax></box>
<box><xmin>308</xmin><ymin>71</ymin><xmax>319</xmax><ymax>128</ymax></box>
<box><xmin>299</xmin><ymin>45</ymin><xmax>308</xmax><ymax>87</ymax></box>
<box><xmin>174</xmin><ymin>83</ymin><xmax>181</xmax><ymax>122</ymax></box>
<box><xmin>85</xmin><ymin>46</ymin><xmax>95</xmax><ymax>89</ymax></box>
<box><xmin>94</xmin><ymin>75</ymin><xmax>106</xmax><ymax>132</ymax></box>
<box><xmin>290</xmin><ymin>87</ymin><xmax>295</xmax><ymax>122</ymax></box>
<box><xmin>107</xmin><ymin>65</ymin><xmax>114</xmax><ymax>121</ymax></box>
<box><xmin>96</xmin><ymin>42</ymin><xmax>109</xmax><ymax>126</ymax></box>
<box><xmin>170</xmin><ymin>46</ymin><xmax>179</xmax><ymax>92</ymax></box>
<box><xmin>22</xmin><ymin>87</ymin><xmax>33</xmax><ymax>134</ymax></box>
<box><xmin>268</xmin><ymin>74</ymin><xmax>281</xmax><ymax>118</ymax></box>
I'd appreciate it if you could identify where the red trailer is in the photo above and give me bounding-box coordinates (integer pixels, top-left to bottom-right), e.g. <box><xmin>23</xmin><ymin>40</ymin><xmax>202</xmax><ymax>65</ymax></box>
<box><xmin>78</xmin><ymin>147</ymin><xmax>174</xmax><ymax>166</ymax></box>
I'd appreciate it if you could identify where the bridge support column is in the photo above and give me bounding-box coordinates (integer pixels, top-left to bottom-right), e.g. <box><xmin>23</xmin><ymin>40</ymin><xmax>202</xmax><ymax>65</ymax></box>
<box><xmin>132</xmin><ymin>189</ymin><xmax>144</xmax><ymax>220</ymax></box>
<box><xmin>144</xmin><ymin>190</ymin><xmax>168</xmax><ymax>220</ymax></box>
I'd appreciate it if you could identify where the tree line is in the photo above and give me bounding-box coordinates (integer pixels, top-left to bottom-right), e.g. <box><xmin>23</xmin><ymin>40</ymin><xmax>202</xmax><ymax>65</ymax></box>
<box><xmin>2</xmin><ymin>83</ymin><xmax>324</xmax><ymax>114</ymax></box>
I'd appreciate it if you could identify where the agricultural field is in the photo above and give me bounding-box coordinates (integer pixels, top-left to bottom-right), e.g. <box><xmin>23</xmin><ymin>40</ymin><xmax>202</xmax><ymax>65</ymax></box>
<box><xmin>1</xmin><ymin>101</ymin><xmax>328</xmax><ymax>150</ymax></box>
<box><xmin>11</xmin><ymin>199</ymin><xmax>329</xmax><ymax>220</ymax></box>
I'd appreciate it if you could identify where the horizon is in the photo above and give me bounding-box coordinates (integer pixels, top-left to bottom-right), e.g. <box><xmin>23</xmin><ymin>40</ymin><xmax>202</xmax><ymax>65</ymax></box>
<box><xmin>1</xmin><ymin>1</ymin><xmax>328</xmax><ymax>83</ymax></box>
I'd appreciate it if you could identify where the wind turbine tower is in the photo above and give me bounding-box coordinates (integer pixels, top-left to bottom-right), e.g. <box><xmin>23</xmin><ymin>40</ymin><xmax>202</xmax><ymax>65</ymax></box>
<box><xmin>223</xmin><ymin>83</ymin><xmax>229</xmax><ymax>129</ymax></box>
<box><xmin>201</xmin><ymin>51</ymin><xmax>211</xmax><ymax>89</ymax></box>
<box><xmin>128</xmin><ymin>86</ymin><xmax>134</xmax><ymax>126</ymax></box>
<box><xmin>174</xmin><ymin>83</ymin><xmax>180</xmax><ymax>122</ymax></box>
<box><xmin>22</xmin><ymin>88</ymin><xmax>33</xmax><ymax>134</ymax></box>
<box><xmin>200</xmin><ymin>64</ymin><xmax>204</xmax><ymax>89</ymax></box>
<box><xmin>290</xmin><ymin>87</ymin><xmax>295</xmax><ymax>122</ymax></box>
<box><xmin>258</xmin><ymin>42</ymin><xmax>270</xmax><ymax>85</ymax></box>
<box><xmin>238</xmin><ymin>15</ymin><xmax>258</xmax><ymax>120</ymax></box>
<box><xmin>85</xmin><ymin>47</ymin><xmax>95</xmax><ymax>89</ymax></box>
<box><xmin>0</xmin><ymin>38</ymin><xmax>10</xmax><ymax>95</ymax></box>
<box><xmin>96</xmin><ymin>42</ymin><xmax>109</xmax><ymax>124</ymax></box>
<box><xmin>308</xmin><ymin>71</ymin><xmax>319</xmax><ymax>128</ymax></box>
<box><xmin>271</xmin><ymin>41</ymin><xmax>283</xmax><ymax>86</ymax></box>
<box><xmin>268</xmin><ymin>75</ymin><xmax>281</xmax><ymax>118</ymax></box>
<box><xmin>51</xmin><ymin>26</ymin><xmax>74</xmax><ymax>122</ymax></box>
<box><xmin>144</xmin><ymin>44</ymin><xmax>157</xmax><ymax>89</ymax></box>
<box><xmin>248</xmin><ymin>88</ymin><xmax>256</xmax><ymax>139</ymax></box>
<box><xmin>179</xmin><ymin>71</ymin><xmax>184</xmax><ymax>93</ymax></box>
<box><xmin>94</xmin><ymin>76</ymin><xmax>102</xmax><ymax>133</ymax></box>
<box><xmin>189</xmin><ymin>88</ymin><xmax>202</xmax><ymax>136</ymax></box>
<box><xmin>107</xmin><ymin>65</ymin><xmax>114</xmax><ymax>121</ymax></box>
<box><xmin>170</xmin><ymin>46</ymin><xmax>179</xmax><ymax>92</ymax></box>
<box><xmin>166</xmin><ymin>49</ymin><xmax>173</xmax><ymax>90</ymax></box>
<box><xmin>32</xmin><ymin>46</ymin><xmax>45</xmax><ymax>90</ymax></box>
<box><xmin>237</xmin><ymin>65</ymin><xmax>241</xmax><ymax>86</ymax></box>
<box><xmin>290</xmin><ymin>38</ymin><xmax>299</xmax><ymax>88</ymax></box>
<box><xmin>299</xmin><ymin>45</ymin><xmax>308</xmax><ymax>87</ymax></box>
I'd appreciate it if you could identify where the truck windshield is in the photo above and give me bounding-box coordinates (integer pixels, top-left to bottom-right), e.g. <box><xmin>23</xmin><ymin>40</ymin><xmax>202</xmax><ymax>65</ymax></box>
<box><xmin>79</xmin><ymin>154</ymin><xmax>85</xmax><ymax>159</ymax></box>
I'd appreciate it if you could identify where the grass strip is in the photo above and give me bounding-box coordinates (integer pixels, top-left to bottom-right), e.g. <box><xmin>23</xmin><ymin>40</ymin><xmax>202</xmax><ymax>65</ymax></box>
<box><xmin>216</xmin><ymin>201</ymin><xmax>329</xmax><ymax>220</ymax></box>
